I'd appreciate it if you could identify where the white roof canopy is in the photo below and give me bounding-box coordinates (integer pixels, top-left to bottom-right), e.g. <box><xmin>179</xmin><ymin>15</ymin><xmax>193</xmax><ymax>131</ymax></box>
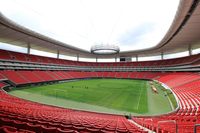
<box><xmin>0</xmin><ymin>0</ymin><xmax>200</xmax><ymax>58</ymax></box>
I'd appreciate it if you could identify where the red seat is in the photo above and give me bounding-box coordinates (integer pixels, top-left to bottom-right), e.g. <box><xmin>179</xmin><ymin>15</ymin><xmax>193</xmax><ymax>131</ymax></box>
<box><xmin>1</xmin><ymin>126</ymin><xmax>17</xmax><ymax>133</ymax></box>
<box><xmin>57</xmin><ymin>128</ymin><xmax>75</xmax><ymax>133</ymax></box>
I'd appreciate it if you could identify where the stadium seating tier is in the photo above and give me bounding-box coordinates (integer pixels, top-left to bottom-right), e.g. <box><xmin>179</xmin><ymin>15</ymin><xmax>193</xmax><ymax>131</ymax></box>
<box><xmin>1</xmin><ymin>49</ymin><xmax>200</xmax><ymax>67</ymax></box>
<box><xmin>0</xmin><ymin>49</ymin><xmax>200</xmax><ymax>132</ymax></box>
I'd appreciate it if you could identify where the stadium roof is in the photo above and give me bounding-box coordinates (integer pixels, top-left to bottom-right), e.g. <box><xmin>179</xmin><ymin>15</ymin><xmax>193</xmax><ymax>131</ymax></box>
<box><xmin>0</xmin><ymin>0</ymin><xmax>200</xmax><ymax>58</ymax></box>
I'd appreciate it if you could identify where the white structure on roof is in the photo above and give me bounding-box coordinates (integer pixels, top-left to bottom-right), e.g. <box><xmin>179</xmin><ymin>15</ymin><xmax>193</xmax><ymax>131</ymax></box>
<box><xmin>91</xmin><ymin>44</ymin><xmax>120</xmax><ymax>55</ymax></box>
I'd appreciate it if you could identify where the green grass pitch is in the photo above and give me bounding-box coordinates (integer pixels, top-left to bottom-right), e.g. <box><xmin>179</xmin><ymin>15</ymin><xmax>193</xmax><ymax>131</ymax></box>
<box><xmin>9</xmin><ymin>79</ymin><xmax>173</xmax><ymax>115</ymax></box>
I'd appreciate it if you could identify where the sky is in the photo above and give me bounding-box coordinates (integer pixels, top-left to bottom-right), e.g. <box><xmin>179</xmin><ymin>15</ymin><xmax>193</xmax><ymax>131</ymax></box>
<box><xmin>0</xmin><ymin>0</ymin><xmax>180</xmax><ymax>52</ymax></box>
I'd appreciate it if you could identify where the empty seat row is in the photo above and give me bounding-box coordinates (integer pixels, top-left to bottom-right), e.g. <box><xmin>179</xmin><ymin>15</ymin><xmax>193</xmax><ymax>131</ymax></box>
<box><xmin>133</xmin><ymin>72</ymin><xmax>200</xmax><ymax>133</ymax></box>
<box><xmin>0</xmin><ymin>90</ymin><xmax>147</xmax><ymax>133</ymax></box>
<box><xmin>0</xmin><ymin>70</ymin><xmax>163</xmax><ymax>85</ymax></box>
<box><xmin>1</xmin><ymin>49</ymin><xmax>200</xmax><ymax>67</ymax></box>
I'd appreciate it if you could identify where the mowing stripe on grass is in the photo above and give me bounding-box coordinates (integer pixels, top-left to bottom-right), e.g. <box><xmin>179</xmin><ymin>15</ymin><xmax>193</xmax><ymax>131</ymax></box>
<box><xmin>9</xmin><ymin>79</ymin><xmax>173</xmax><ymax>115</ymax></box>
<box><xmin>136</xmin><ymin>83</ymin><xmax>143</xmax><ymax>110</ymax></box>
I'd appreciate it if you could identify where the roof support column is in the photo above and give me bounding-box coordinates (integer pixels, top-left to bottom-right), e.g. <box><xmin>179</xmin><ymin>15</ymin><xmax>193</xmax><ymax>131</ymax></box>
<box><xmin>27</xmin><ymin>43</ymin><xmax>31</xmax><ymax>54</ymax></box>
<box><xmin>161</xmin><ymin>52</ymin><xmax>164</xmax><ymax>60</ymax></box>
<box><xmin>57</xmin><ymin>50</ymin><xmax>60</xmax><ymax>59</ymax></box>
<box><xmin>115</xmin><ymin>57</ymin><xmax>117</xmax><ymax>62</ymax></box>
<box><xmin>188</xmin><ymin>45</ymin><xmax>192</xmax><ymax>56</ymax></box>
<box><xmin>96</xmin><ymin>57</ymin><xmax>98</xmax><ymax>62</ymax></box>
<box><xmin>77</xmin><ymin>54</ymin><xmax>79</xmax><ymax>61</ymax></box>
<box><xmin>136</xmin><ymin>55</ymin><xmax>138</xmax><ymax>62</ymax></box>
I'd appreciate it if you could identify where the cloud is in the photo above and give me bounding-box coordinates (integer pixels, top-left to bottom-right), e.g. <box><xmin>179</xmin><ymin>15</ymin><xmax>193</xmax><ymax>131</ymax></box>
<box><xmin>0</xmin><ymin>0</ymin><xmax>180</xmax><ymax>52</ymax></box>
<box><xmin>118</xmin><ymin>23</ymin><xmax>155</xmax><ymax>46</ymax></box>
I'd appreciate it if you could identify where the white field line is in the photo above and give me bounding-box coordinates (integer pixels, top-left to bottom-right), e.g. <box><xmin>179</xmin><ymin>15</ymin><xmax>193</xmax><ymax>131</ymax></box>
<box><xmin>136</xmin><ymin>83</ymin><xmax>144</xmax><ymax>110</ymax></box>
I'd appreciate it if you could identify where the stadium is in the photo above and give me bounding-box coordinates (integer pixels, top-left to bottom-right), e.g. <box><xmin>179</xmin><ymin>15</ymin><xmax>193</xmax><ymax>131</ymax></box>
<box><xmin>0</xmin><ymin>0</ymin><xmax>200</xmax><ymax>133</ymax></box>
